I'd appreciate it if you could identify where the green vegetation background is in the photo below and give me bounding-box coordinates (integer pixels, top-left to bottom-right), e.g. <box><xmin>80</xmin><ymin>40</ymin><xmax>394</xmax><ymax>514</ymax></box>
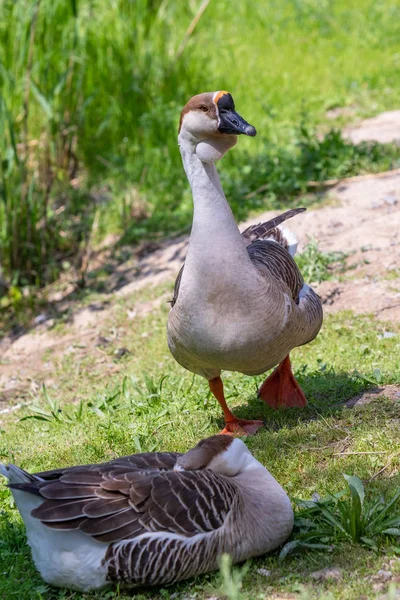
<box><xmin>1</xmin><ymin>0</ymin><xmax>400</xmax><ymax>289</ymax></box>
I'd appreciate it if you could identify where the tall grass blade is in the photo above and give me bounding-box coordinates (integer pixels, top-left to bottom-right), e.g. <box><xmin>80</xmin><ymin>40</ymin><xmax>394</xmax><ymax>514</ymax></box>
<box><xmin>30</xmin><ymin>82</ymin><xmax>53</xmax><ymax>121</ymax></box>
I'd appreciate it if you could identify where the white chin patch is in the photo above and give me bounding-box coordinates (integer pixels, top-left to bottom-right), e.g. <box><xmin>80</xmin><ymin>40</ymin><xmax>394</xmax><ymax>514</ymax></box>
<box><xmin>196</xmin><ymin>141</ymin><xmax>224</xmax><ymax>163</ymax></box>
<box><xmin>196</xmin><ymin>137</ymin><xmax>237</xmax><ymax>163</ymax></box>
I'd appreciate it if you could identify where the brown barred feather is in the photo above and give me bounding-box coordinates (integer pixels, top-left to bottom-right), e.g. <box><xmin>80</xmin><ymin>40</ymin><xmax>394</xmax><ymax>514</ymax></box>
<box><xmin>15</xmin><ymin>454</ymin><xmax>237</xmax><ymax>551</ymax></box>
<box><xmin>33</xmin><ymin>452</ymin><xmax>180</xmax><ymax>479</ymax></box>
<box><xmin>105</xmin><ymin>532</ymin><xmax>224</xmax><ymax>586</ymax></box>
<box><xmin>247</xmin><ymin>240</ymin><xmax>304</xmax><ymax>301</ymax></box>
<box><xmin>240</xmin><ymin>207</ymin><xmax>306</xmax><ymax>245</ymax></box>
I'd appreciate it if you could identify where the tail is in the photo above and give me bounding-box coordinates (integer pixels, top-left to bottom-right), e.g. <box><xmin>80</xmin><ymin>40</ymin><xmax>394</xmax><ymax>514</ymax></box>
<box><xmin>241</xmin><ymin>207</ymin><xmax>305</xmax><ymax>257</ymax></box>
<box><xmin>278</xmin><ymin>225</ymin><xmax>299</xmax><ymax>257</ymax></box>
<box><xmin>0</xmin><ymin>463</ymin><xmax>44</xmax><ymax>493</ymax></box>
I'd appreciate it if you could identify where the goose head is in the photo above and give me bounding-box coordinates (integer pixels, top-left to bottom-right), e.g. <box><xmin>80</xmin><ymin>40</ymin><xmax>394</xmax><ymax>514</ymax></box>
<box><xmin>178</xmin><ymin>91</ymin><xmax>256</xmax><ymax>163</ymax></box>
<box><xmin>174</xmin><ymin>435</ymin><xmax>260</xmax><ymax>476</ymax></box>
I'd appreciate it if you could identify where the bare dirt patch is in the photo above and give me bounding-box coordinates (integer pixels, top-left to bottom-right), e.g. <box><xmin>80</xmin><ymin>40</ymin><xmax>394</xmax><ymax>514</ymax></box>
<box><xmin>243</xmin><ymin>169</ymin><xmax>400</xmax><ymax>322</ymax></box>
<box><xmin>344</xmin><ymin>384</ymin><xmax>400</xmax><ymax>408</ymax></box>
<box><xmin>0</xmin><ymin>292</ymin><xmax>170</xmax><ymax>410</ymax></box>
<box><xmin>344</xmin><ymin>109</ymin><xmax>400</xmax><ymax>144</ymax></box>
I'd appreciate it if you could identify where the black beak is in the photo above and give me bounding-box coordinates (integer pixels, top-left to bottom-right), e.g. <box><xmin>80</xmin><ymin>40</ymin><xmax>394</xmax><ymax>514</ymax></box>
<box><xmin>218</xmin><ymin>109</ymin><xmax>257</xmax><ymax>137</ymax></box>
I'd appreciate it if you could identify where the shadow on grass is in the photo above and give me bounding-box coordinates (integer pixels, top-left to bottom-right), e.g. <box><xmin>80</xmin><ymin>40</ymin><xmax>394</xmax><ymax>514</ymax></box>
<box><xmin>208</xmin><ymin>367</ymin><xmax>374</xmax><ymax>433</ymax></box>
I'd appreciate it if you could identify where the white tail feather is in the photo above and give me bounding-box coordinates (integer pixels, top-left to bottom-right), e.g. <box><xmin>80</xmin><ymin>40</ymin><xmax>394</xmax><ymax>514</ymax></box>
<box><xmin>279</xmin><ymin>225</ymin><xmax>298</xmax><ymax>257</ymax></box>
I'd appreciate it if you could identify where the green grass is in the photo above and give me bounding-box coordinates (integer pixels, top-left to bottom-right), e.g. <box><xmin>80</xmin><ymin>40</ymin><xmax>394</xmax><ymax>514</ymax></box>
<box><xmin>1</xmin><ymin>0</ymin><xmax>400</xmax><ymax>288</ymax></box>
<box><xmin>282</xmin><ymin>475</ymin><xmax>400</xmax><ymax>557</ymax></box>
<box><xmin>295</xmin><ymin>237</ymin><xmax>348</xmax><ymax>283</ymax></box>
<box><xmin>0</xmin><ymin>276</ymin><xmax>400</xmax><ymax>599</ymax></box>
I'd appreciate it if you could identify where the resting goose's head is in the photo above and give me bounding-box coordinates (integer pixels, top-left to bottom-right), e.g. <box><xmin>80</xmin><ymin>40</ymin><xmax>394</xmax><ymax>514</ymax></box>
<box><xmin>174</xmin><ymin>435</ymin><xmax>260</xmax><ymax>476</ymax></box>
<box><xmin>178</xmin><ymin>91</ymin><xmax>256</xmax><ymax>163</ymax></box>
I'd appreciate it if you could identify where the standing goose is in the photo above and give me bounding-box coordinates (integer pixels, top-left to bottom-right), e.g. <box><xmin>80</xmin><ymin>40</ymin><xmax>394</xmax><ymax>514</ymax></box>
<box><xmin>0</xmin><ymin>435</ymin><xmax>293</xmax><ymax>592</ymax></box>
<box><xmin>167</xmin><ymin>91</ymin><xmax>323</xmax><ymax>435</ymax></box>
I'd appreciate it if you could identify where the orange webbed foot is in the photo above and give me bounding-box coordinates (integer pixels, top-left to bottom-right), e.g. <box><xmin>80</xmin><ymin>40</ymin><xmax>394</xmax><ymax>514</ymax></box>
<box><xmin>220</xmin><ymin>418</ymin><xmax>264</xmax><ymax>436</ymax></box>
<box><xmin>258</xmin><ymin>355</ymin><xmax>307</xmax><ymax>409</ymax></box>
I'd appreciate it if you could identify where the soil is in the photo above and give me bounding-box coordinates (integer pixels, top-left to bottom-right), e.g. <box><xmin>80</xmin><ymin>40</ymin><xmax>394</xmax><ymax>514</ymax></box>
<box><xmin>343</xmin><ymin>109</ymin><xmax>400</xmax><ymax>144</ymax></box>
<box><xmin>1</xmin><ymin>112</ymin><xmax>400</xmax><ymax>408</ymax></box>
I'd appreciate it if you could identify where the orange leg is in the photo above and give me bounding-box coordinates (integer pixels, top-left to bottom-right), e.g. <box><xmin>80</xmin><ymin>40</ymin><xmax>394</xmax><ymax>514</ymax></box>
<box><xmin>209</xmin><ymin>377</ymin><xmax>264</xmax><ymax>436</ymax></box>
<box><xmin>257</xmin><ymin>355</ymin><xmax>307</xmax><ymax>409</ymax></box>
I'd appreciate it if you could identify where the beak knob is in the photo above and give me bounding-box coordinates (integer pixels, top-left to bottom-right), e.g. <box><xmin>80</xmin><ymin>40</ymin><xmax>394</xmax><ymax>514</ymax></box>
<box><xmin>244</xmin><ymin>124</ymin><xmax>257</xmax><ymax>137</ymax></box>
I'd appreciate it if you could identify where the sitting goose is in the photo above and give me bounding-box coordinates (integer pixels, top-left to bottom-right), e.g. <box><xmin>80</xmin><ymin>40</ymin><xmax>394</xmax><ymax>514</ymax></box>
<box><xmin>0</xmin><ymin>435</ymin><xmax>293</xmax><ymax>592</ymax></box>
<box><xmin>167</xmin><ymin>91</ymin><xmax>323</xmax><ymax>434</ymax></box>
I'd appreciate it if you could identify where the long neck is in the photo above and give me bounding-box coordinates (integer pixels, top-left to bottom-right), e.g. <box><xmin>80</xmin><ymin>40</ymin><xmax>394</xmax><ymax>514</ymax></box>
<box><xmin>178</xmin><ymin>135</ymin><xmax>249</xmax><ymax>274</ymax></box>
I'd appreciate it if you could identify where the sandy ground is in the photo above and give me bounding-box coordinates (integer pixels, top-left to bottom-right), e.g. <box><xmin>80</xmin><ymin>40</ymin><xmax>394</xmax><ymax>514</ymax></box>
<box><xmin>1</xmin><ymin>112</ymin><xmax>400</xmax><ymax>408</ymax></box>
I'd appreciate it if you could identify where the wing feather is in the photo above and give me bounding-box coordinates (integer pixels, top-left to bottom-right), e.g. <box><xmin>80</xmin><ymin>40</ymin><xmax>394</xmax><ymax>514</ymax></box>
<box><xmin>248</xmin><ymin>240</ymin><xmax>304</xmax><ymax>301</ymax></box>
<box><xmin>31</xmin><ymin>498</ymin><xmax>91</xmax><ymax>522</ymax></box>
<box><xmin>39</xmin><ymin>483</ymin><xmax>99</xmax><ymax>500</ymax></box>
<box><xmin>93</xmin><ymin>521</ymin><xmax>145</xmax><ymax>543</ymax></box>
<box><xmin>80</xmin><ymin>508</ymin><xmax>137</xmax><ymax>536</ymax></box>
<box><xmin>33</xmin><ymin>451</ymin><xmax>180</xmax><ymax>479</ymax></box>
<box><xmin>241</xmin><ymin>207</ymin><xmax>306</xmax><ymax>247</ymax></box>
<box><xmin>83</xmin><ymin>497</ymin><xmax>130</xmax><ymax>518</ymax></box>
<box><xmin>16</xmin><ymin>462</ymin><xmax>237</xmax><ymax>544</ymax></box>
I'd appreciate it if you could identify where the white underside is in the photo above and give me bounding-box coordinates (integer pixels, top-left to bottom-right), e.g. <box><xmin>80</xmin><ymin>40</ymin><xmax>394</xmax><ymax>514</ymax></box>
<box><xmin>11</xmin><ymin>490</ymin><xmax>109</xmax><ymax>592</ymax></box>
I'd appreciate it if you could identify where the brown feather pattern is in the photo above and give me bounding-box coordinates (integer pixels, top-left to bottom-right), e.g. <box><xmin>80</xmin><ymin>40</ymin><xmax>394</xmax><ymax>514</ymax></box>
<box><xmin>241</xmin><ymin>207</ymin><xmax>306</xmax><ymax>247</ymax></box>
<box><xmin>33</xmin><ymin>451</ymin><xmax>180</xmax><ymax>479</ymax></box>
<box><xmin>17</xmin><ymin>451</ymin><xmax>238</xmax><ymax>586</ymax></box>
<box><xmin>106</xmin><ymin>530</ymin><xmax>224</xmax><ymax>586</ymax></box>
<box><xmin>247</xmin><ymin>240</ymin><xmax>304</xmax><ymax>301</ymax></box>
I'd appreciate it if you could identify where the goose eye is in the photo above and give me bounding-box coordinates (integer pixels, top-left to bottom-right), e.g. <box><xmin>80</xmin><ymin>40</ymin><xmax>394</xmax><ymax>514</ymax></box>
<box><xmin>199</xmin><ymin>105</ymin><xmax>208</xmax><ymax>112</ymax></box>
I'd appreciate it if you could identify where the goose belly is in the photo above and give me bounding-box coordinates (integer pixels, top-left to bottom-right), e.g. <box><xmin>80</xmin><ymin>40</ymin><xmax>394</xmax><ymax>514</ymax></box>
<box><xmin>169</xmin><ymin>329</ymin><xmax>289</xmax><ymax>378</ymax></box>
<box><xmin>168</xmin><ymin>302</ymin><xmax>291</xmax><ymax>379</ymax></box>
<box><xmin>12</xmin><ymin>490</ymin><xmax>109</xmax><ymax>592</ymax></box>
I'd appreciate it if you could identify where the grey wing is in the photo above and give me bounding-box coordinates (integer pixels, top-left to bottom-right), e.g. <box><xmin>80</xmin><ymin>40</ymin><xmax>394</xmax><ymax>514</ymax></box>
<box><xmin>242</xmin><ymin>207</ymin><xmax>322</xmax><ymax>329</ymax></box>
<box><xmin>170</xmin><ymin>264</ymin><xmax>184</xmax><ymax>307</ymax></box>
<box><xmin>248</xmin><ymin>238</ymin><xmax>323</xmax><ymax>340</ymax></box>
<box><xmin>170</xmin><ymin>208</ymin><xmax>306</xmax><ymax>305</ymax></box>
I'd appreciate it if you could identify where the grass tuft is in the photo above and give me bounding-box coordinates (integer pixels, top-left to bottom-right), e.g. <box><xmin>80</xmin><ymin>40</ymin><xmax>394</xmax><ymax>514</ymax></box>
<box><xmin>295</xmin><ymin>237</ymin><xmax>348</xmax><ymax>283</ymax></box>
<box><xmin>281</xmin><ymin>475</ymin><xmax>400</xmax><ymax>558</ymax></box>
